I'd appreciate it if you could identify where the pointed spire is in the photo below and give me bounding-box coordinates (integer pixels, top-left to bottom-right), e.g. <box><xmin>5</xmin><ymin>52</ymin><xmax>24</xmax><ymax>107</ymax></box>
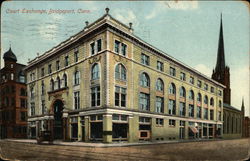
<box><xmin>215</xmin><ymin>13</ymin><xmax>225</xmax><ymax>73</ymax></box>
<box><xmin>241</xmin><ymin>97</ymin><xmax>245</xmax><ymax>109</ymax></box>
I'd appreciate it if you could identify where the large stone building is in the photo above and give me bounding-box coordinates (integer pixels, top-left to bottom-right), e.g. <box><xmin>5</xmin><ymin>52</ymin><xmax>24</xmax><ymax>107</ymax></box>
<box><xmin>211</xmin><ymin>15</ymin><xmax>244</xmax><ymax>139</ymax></box>
<box><xmin>25</xmin><ymin>8</ymin><xmax>225</xmax><ymax>143</ymax></box>
<box><xmin>0</xmin><ymin>47</ymin><xmax>27</xmax><ymax>139</ymax></box>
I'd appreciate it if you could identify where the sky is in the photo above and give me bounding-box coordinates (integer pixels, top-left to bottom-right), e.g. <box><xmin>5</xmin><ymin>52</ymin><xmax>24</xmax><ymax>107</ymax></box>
<box><xmin>1</xmin><ymin>1</ymin><xmax>249</xmax><ymax>116</ymax></box>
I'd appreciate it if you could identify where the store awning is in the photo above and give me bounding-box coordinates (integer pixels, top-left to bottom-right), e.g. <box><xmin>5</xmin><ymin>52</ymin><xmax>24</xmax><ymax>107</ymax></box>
<box><xmin>189</xmin><ymin>126</ymin><xmax>198</xmax><ymax>133</ymax></box>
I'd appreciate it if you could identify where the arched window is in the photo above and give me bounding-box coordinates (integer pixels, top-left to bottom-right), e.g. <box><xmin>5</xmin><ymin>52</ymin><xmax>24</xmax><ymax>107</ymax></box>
<box><xmin>169</xmin><ymin>83</ymin><xmax>176</xmax><ymax>94</ymax></box>
<box><xmin>219</xmin><ymin>100</ymin><xmax>222</xmax><ymax>107</ymax></box>
<box><xmin>92</xmin><ymin>63</ymin><xmax>100</xmax><ymax>80</ymax></box>
<box><xmin>210</xmin><ymin>97</ymin><xmax>214</xmax><ymax>106</ymax></box>
<box><xmin>204</xmin><ymin>95</ymin><xmax>208</xmax><ymax>104</ymax></box>
<box><xmin>189</xmin><ymin>90</ymin><xmax>194</xmax><ymax>100</ymax></box>
<box><xmin>74</xmin><ymin>71</ymin><xmax>80</xmax><ymax>85</ymax></box>
<box><xmin>50</xmin><ymin>79</ymin><xmax>54</xmax><ymax>91</ymax></box>
<box><xmin>115</xmin><ymin>64</ymin><xmax>126</xmax><ymax>80</ymax></box>
<box><xmin>197</xmin><ymin>93</ymin><xmax>202</xmax><ymax>102</ymax></box>
<box><xmin>140</xmin><ymin>72</ymin><xmax>150</xmax><ymax>87</ymax></box>
<box><xmin>179</xmin><ymin>86</ymin><xmax>186</xmax><ymax>97</ymax></box>
<box><xmin>156</xmin><ymin>78</ymin><xmax>164</xmax><ymax>91</ymax></box>
<box><xmin>57</xmin><ymin>76</ymin><xmax>60</xmax><ymax>89</ymax></box>
<box><xmin>63</xmin><ymin>74</ymin><xmax>67</xmax><ymax>87</ymax></box>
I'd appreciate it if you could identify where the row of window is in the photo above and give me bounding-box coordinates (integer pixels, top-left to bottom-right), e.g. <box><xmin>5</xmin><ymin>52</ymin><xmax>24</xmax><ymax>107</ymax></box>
<box><xmin>141</xmin><ymin>53</ymin><xmax>222</xmax><ymax>96</ymax></box>
<box><xmin>139</xmin><ymin>93</ymin><xmax>221</xmax><ymax>120</ymax></box>
<box><xmin>140</xmin><ymin>73</ymin><xmax>222</xmax><ymax>107</ymax></box>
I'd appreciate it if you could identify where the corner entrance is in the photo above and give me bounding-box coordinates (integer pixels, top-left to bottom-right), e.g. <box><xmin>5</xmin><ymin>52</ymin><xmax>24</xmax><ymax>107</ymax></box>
<box><xmin>53</xmin><ymin>100</ymin><xmax>64</xmax><ymax>140</ymax></box>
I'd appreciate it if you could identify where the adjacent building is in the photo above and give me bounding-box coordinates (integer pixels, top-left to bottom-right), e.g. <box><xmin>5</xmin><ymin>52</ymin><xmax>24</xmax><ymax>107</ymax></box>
<box><xmin>25</xmin><ymin>8</ymin><xmax>224</xmax><ymax>143</ymax></box>
<box><xmin>0</xmin><ymin>47</ymin><xmax>27</xmax><ymax>139</ymax></box>
<box><xmin>211</xmin><ymin>15</ymin><xmax>244</xmax><ymax>139</ymax></box>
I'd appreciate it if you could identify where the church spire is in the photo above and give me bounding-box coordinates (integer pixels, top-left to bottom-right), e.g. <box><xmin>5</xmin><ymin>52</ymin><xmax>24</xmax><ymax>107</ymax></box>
<box><xmin>241</xmin><ymin>97</ymin><xmax>245</xmax><ymax>112</ymax></box>
<box><xmin>215</xmin><ymin>13</ymin><xmax>225</xmax><ymax>73</ymax></box>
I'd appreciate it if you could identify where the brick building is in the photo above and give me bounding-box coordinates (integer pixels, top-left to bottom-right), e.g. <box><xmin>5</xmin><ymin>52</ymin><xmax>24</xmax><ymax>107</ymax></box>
<box><xmin>25</xmin><ymin>8</ymin><xmax>224</xmax><ymax>143</ymax></box>
<box><xmin>0</xmin><ymin>47</ymin><xmax>27</xmax><ymax>138</ymax></box>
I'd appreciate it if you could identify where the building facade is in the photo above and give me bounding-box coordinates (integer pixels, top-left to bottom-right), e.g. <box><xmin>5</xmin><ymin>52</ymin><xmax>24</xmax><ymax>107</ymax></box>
<box><xmin>0</xmin><ymin>47</ymin><xmax>27</xmax><ymax>139</ymax></box>
<box><xmin>211</xmin><ymin>15</ymin><xmax>244</xmax><ymax>139</ymax></box>
<box><xmin>25</xmin><ymin>8</ymin><xmax>224</xmax><ymax>143</ymax></box>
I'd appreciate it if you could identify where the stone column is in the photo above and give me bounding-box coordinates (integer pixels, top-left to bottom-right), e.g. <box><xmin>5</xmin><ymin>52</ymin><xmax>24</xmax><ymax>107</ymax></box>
<box><xmin>185</xmin><ymin>121</ymin><xmax>189</xmax><ymax>139</ymax></box>
<box><xmin>103</xmin><ymin>114</ymin><xmax>112</xmax><ymax>143</ymax></box>
<box><xmin>128</xmin><ymin>115</ymin><xmax>138</xmax><ymax>143</ymax></box>
<box><xmin>78</xmin><ymin>116</ymin><xmax>81</xmax><ymax>141</ymax></box>
<box><xmin>84</xmin><ymin>116</ymin><xmax>90</xmax><ymax>142</ymax></box>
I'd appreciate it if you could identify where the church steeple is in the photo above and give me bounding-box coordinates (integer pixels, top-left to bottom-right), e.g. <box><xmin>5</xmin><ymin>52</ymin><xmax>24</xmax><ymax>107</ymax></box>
<box><xmin>212</xmin><ymin>14</ymin><xmax>231</xmax><ymax>105</ymax></box>
<box><xmin>215</xmin><ymin>14</ymin><xmax>225</xmax><ymax>73</ymax></box>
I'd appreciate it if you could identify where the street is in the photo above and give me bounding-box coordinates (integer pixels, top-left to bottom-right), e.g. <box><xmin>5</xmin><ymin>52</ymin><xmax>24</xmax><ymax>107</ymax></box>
<box><xmin>0</xmin><ymin>138</ymin><xmax>249</xmax><ymax>161</ymax></box>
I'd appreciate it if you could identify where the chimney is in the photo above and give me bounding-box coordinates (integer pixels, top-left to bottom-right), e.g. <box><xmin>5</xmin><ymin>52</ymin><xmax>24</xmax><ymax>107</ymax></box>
<box><xmin>105</xmin><ymin>7</ymin><xmax>110</xmax><ymax>14</ymax></box>
<box><xmin>85</xmin><ymin>21</ymin><xmax>89</xmax><ymax>27</ymax></box>
<box><xmin>129</xmin><ymin>22</ymin><xmax>133</xmax><ymax>29</ymax></box>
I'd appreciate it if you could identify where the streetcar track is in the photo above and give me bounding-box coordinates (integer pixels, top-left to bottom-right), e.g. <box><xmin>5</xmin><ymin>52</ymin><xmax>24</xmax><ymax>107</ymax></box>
<box><xmin>1</xmin><ymin>141</ymin><xmax>162</xmax><ymax>161</ymax></box>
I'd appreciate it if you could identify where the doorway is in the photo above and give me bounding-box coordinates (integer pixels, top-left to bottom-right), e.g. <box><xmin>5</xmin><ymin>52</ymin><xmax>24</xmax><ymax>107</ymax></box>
<box><xmin>53</xmin><ymin>100</ymin><xmax>63</xmax><ymax>140</ymax></box>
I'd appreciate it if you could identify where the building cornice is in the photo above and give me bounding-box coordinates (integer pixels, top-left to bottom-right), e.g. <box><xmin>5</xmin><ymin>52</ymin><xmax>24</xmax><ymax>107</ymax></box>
<box><xmin>24</xmin><ymin>12</ymin><xmax>225</xmax><ymax>89</ymax></box>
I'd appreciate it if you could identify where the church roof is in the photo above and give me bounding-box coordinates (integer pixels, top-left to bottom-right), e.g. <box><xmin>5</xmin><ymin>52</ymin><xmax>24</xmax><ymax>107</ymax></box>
<box><xmin>3</xmin><ymin>47</ymin><xmax>17</xmax><ymax>62</ymax></box>
<box><xmin>223</xmin><ymin>103</ymin><xmax>241</xmax><ymax>112</ymax></box>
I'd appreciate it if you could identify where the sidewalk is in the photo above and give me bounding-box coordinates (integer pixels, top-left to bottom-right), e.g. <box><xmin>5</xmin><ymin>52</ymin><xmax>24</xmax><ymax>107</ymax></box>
<box><xmin>2</xmin><ymin>138</ymin><xmax>223</xmax><ymax>148</ymax></box>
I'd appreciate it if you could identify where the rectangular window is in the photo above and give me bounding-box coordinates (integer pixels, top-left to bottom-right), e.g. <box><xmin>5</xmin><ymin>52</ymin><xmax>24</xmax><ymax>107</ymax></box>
<box><xmin>139</xmin><ymin>117</ymin><xmax>151</xmax><ymax>123</ymax></box>
<box><xmin>141</xmin><ymin>53</ymin><xmax>149</xmax><ymax>66</ymax></box>
<box><xmin>20</xmin><ymin>99</ymin><xmax>26</xmax><ymax>108</ymax></box>
<box><xmin>20</xmin><ymin>112</ymin><xmax>26</xmax><ymax>121</ymax></box>
<box><xmin>74</xmin><ymin>48</ymin><xmax>79</xmax><ymax>62</ymax></box>
<box><xmin>56</xmin><ymin>60</ymin><xmax>60</xmax><ymax>70</ymax></box>
<box><xmin>189</xmin><ymin>76</ymin><xmax>194</xmax><ymax>84</ymax></box>
<box><xmin>91</xmin><ymin>42</ymin><xmax>95</xmax><ymax>55</ymax></box>
<box><xmin>31</xmin><ymin>103</ymin><xmax>35</xmax><ymax>116</ymax></box>
<box><xmin>97</xmin><ymin>39</ymin><xmax>102</xmax><ymax>52</ymax></box>
<box><xmin>74</xmin><ymin>91</ymin><xmax>80</xmax><ymax>109</ymax></box>
<box><xmin>204</xmin><ymin>83</ymin><xmax>208</xmax><ymax>90</ymax></box>
<box><xmin>41</xmin><ymin>100</ymin><xmax>46</xmax><ymax>114</ymax></box>
<box><xmin>114</xmin><ymin>40</ymin><xmax>120</xmax><ymax>53</ymax></box>
<box><xmin>180</xmin><ymin>72</ymin><xmax>186</xmax><ymax>81</ymax></box>
<box><xmin>115</xmin><ymin>86</ymin><xmax>127</xmax><ymax>107</ymax></box>
<box><xmin>156</xmin><ymin>97</ymin><xmax>164</xmax><ymax>113</ymax></box>
<box><xmin>188</xmin><ymin>104</ymin><xmax>194</xmax><ymax>117</ymax></box>
<box><xmin>121</xmin><ymin>43</ymin><xmax>127</xmax><ymax>56</ymax></box>
<box><xmin>170</xmin><ymin>67</ymin><xmax>176</xmax><ymax>76</ymax></box>
<box><xmin>218</xmin><ymin>111</ymin><xmax>221</xmax><ymax>121</ymax></box>
<box><xmin>179</xmin><ymin>102</ymin><xmax>185</xmax><ymax>116</ymax></box>
<box><xmin>65</xmin><ymin>56</ymin><xmax>69</xmax><ymax>67</ymax></box>
<box><xmin>210</xmin><ymin>109</ymin><xmax>214</xmax><ymax>120</ymax></box>
<box><xmin>204</xmin><ymin>109</ymin><xmax>208</xmax><ymax>119</ymax></box>
<box><xmin>210</xmin><ymin>87</ymin><xmax>214</xmax><ymax>93</ymax></box>
<box><xmin>218</xmin><ymin>90</ymin><xmax>222</xmax><ymax>96</ymax></box>
<box><xmin>157</xmin><ymin>61</ymin><xmax>163</xmax><ymax>71</ymax></box>
<box><xmin>48</xmin><ymin>64</ymin><xmax>52</xmax><ymax>74</ymax></box>
<box><xmin>168</xmin><ymin>99</ymin><xmax>176</xmax><ymax>115</ymax></box>
<box><xmin>139</xmin><ymin>93</ymin><xmax>150</xmax><ymax>111</ymax></box>
<box><xmin>197</xmin><ymin>107</ymin><xmax>201</xmax><ymax>118</ymax></box>
<box><xmin>41</xmin><ymin>68</ymin><xmax>45</xmax><ymax>77</ymax></box>
<box><xmin>91</xmin><ymin>86</ymin><xmax>100</xmax><ymax>107</ymax></box>
<box><xmin>169</xmin><ymin>119</ymin><xmax>176</xmax><ymax>126</ymax></box>
<box><xmin>156</xmin><ymin>118</ymin><xmax>164</xmax><ymax>126</ymax></box>
<box><xmin>197</xmin><ymin>80</ymin><xmax>202</xmax><ymax>88</ymax></box>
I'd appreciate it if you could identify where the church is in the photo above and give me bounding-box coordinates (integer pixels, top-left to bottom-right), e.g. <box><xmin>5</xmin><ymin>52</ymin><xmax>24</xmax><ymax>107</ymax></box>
<box><xmin>211</xmin><ymin>15</ymin><xmax>245</xmax><ymax>139</ymax></box>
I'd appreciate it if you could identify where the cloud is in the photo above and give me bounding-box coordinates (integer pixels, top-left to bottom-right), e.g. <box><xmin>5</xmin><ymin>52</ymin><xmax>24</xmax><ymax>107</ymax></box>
<box><xmin>166</xmin><ymin>1</ymin><xmax>198</xmax><ymax>10</ymax></box>
<box><xmin>194</xmin><ymin>64</ymin><xmax>212</xmax><ymax>77</ymax></box>
<box><xmin>231</xmin><ymin>65</ymin><xmax>249</xmax><ymax>115</ymax></box>
<box><xmin>113</xmin><ymin>9</ymin><xmax>137</xmax><ymax>26</ymax></box>
<box><xmin>145</xmin><ymin>1</ymin><xmax>198</xmax><ymax>20</ymax></box>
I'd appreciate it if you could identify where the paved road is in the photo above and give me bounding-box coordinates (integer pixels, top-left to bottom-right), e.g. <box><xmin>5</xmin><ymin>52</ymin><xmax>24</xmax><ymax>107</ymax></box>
<box><xmin>0</xmin><ymin>139</ymin><xmax>249</xmax><ymax>160</ymax></box>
